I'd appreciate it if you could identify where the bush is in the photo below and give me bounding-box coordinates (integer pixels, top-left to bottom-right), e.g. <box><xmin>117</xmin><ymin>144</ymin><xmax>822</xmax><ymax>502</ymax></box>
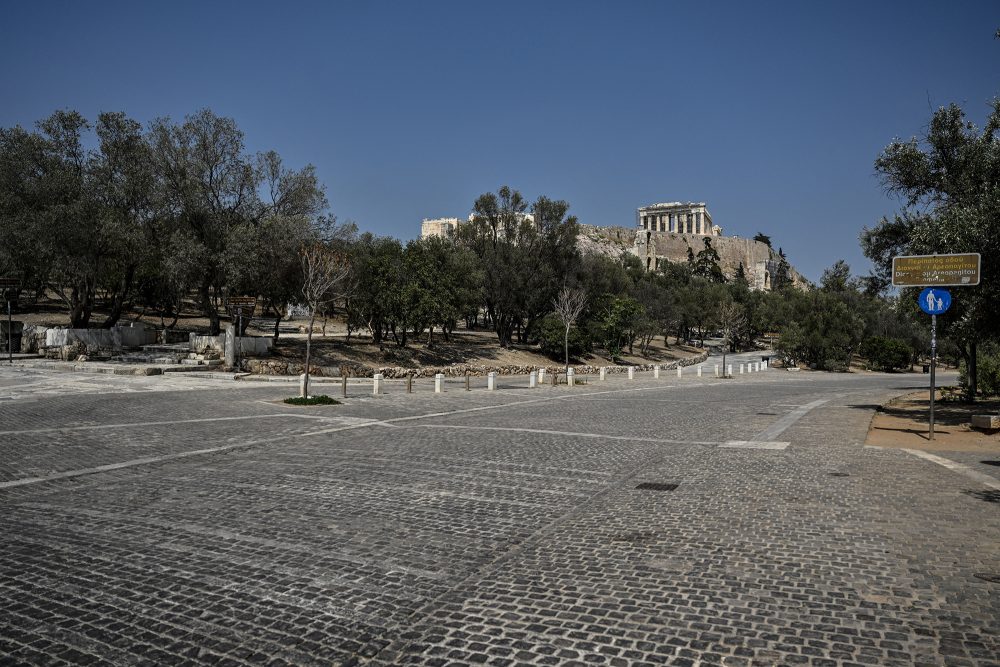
<box><xmin>535</xmin><ymin>315</ymin><xmax>591</xmax><ymax>361</ymax></box>
<box><xmin>283</xmin><ymin>395</ymin><xmax>341</xmax><ymax>406</ymax></box>
<box><xmin>959</xmin><ymin>342</ymin><xmax>1000</xmax><ymax>397</ymax></box>
<box><xmin>859</xmin><ymin>336</ymin><xmax>912</xmax><ymax>372</ymax></box>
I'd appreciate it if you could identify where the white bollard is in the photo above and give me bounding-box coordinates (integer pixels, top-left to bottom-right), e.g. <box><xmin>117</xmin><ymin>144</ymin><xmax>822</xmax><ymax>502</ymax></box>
<box><xmin>653</xmin><ymin>365</ymin><xmax>660</xmax><ymax>379</ymax></box>
<box><xmin>714</xmin><ymin>364</ymin><xmax>719</xmax><ymax>377</ymax></box>
<box><xmin>747</xmin><ymin>363</ymin><xmax>753</xmax><ymax>374</ymax></box>
<box><xmin>627</xmin><ymin>367</ymin><xmax>635</xmax><ymax>380</ymax></box>
<box><xmin>727</xmin><ymin>364</ymin><xmax>733</xmax><ymax>376</ymax></box>
<box><xmin>529</xmin><ymin>370</ymin><xmax>537</xmax><ymax>388</ymax></box>
<box><xmin>763</xmin><ymin>359</ymin><xmax>768</xmax><ymax>369</ymax></box>
<box><xmin>487</xmin><ymin>372</ymin><xmax>497</xmax><ymax>390</ymax></box>
<box><xmin>434</xmin><ymin>373</ymin><xmax>444</xmax><ymax>393</ymax></box>
<box><xmin>739</xmin><ymin>363</ymin><xmax>744</xmax><ymax>374</ymax></box>
<box><xmin>677</xmin><ymin>366</ymin><xmax>683</xmax><ymax>378</ymax></box>
<box><xmin>599</xmin><ymin>367</ymin><xmax>606</xmax><ymax>381</ymax></box>
<box><xmin>697</xmin><ymin>365</ymin><xmax>702</xmax><ymax>377</ymax></box>
<box><xmin>538</xmin><ymin>368</ymin><xmax>546</xmax><ymax>383</ymax></box>
<box><xmin>373</xmin><ymin>373</ymin><xmax>383</xmax><ymax>394</ymax></box>
<box><xmin>758</xmin><ymin>362</ymin><xmax>762</xmax><ymax>372</ymax></box>
<box><xmin>567</xmin><ymin>368</ymin><xmax>575</xmax><ymax>387</ymax></box>
<box><xmin>299</xmin><ymin>373</ymin><xmax>307</xmax><ymax>397</ymax></box>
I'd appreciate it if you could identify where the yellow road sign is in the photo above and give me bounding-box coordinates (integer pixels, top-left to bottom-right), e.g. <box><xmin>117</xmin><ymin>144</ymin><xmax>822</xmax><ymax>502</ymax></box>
<box><xmin>892</xmin><ymin>253</ymin><xmax>981</xmax><ymax>287</ymax></box>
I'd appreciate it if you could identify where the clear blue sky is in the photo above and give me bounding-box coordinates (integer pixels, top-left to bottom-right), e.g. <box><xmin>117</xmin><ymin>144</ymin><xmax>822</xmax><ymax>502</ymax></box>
<box><xmin>1</xmin><ymin>1</ymin><xmax>997</xmax><ymax>281</ymax></box>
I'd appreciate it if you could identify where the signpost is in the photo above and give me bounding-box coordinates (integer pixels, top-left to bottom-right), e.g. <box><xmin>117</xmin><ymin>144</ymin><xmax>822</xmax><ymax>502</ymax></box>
<box><xmin>919</xmin><ymin>287</ymin><xmax>951</xmax><ymax>440</ymax></box>
<box><xmin>892</xmin><ymin>253</ymin><xmax>981</xmax><ymax>441</ymax></box>
<box><xmin>892</xmin><ymin>253</ymin><xmax>980</xmax><ymax>287</ymax></box>
<box><xmin>225</xmin><ymin>296</ymin><xmax>257</xmax><ymax>370</ymax></box>
<box><xmin>0</xmin><ymin>278</ymin><xmax>19</xmax><ymax>365</ymax></box>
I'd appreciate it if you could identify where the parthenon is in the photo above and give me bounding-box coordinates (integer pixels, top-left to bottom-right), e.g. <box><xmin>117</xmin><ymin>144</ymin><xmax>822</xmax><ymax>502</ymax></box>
<box><xmin>637</xmin><ymin>202</ymin><xmax>722</xmax><ymax>236</ymax></box>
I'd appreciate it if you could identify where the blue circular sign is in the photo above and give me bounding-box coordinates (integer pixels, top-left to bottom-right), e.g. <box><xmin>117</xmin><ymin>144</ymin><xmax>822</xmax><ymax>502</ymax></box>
<box><xmin>919</xmin><ymin>287</ymin><xmax>951</xmax><ymax>315</ymax></box>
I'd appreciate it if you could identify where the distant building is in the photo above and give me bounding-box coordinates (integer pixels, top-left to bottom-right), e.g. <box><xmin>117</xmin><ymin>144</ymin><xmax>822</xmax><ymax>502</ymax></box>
<box><xmin>636</xmin><ymin>202</ymin><xmax>722</xmax><ymax>236</ymax></box>
<box><xmin>420</xmin><ymin>217</ymin><xmax>463</xmax><ymax>240</ymax></box>
<box><xmin>420</xmin><ymin>212</ymin><xmax>535</xmax><ymax>240</ymax></box>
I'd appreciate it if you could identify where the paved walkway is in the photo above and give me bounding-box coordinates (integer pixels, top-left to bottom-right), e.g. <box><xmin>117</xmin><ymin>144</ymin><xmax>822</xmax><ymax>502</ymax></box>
<box><xmin>0</xmin><ymin>365</ymin><xmax>997</xmax><ymax>666</ymax></box>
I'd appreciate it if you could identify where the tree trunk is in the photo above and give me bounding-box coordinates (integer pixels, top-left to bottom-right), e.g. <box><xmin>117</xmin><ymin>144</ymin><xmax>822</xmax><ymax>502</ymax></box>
<box><xmin>968</xmin><ymin>340</ymin><xmax>978</xmax><ymax>402</ymax></box>
<box><xmin>200</xmin><ymin>280</ymin><xmax>220</xmax><ymax>335</ymax></box>
<box><xmin>68</xmin><ymin>281</ymin><xmax>95</xmax><ymax>328</ymax></box>
<box><xmin>564</xmin><ymin>325</ymin><xmax>570</xmax><ymax>374</ymax></box>
<box><xmin>272</xmin><ymin>314</ymin><xmax>282</xmax><ymax>342</ymax></box>
<box><xmin>101</xmin><ymin>264</ymin><xmax>136</xmax><ymax>329</ymax></box>
<box><xmin>302</xmin><ymin>313</ymin><xmax>315</xmax><ymax>398</ymax></box>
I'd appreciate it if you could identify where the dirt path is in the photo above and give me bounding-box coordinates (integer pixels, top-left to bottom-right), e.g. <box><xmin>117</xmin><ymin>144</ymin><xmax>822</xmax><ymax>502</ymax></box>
<box><xmin>867</xmin><ymin>390</ymin><xmax>1000</xmax><ymax>452</ymax></box>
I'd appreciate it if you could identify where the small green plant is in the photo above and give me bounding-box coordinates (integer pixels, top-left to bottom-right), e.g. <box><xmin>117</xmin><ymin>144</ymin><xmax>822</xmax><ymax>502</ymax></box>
<box><xmin>283</xmin><ymin>395</ymin><xmax>341</xmax><ymax>406</ymax></box>
<box><xmin>959</xmin><ymin>342</ymin><xmax>1000</xmax><ymax>397</ymax></box>
<box><xmin>535</xmin><ymin>314</ymin><xmax>591</xmax><ymax>361</ymax></box>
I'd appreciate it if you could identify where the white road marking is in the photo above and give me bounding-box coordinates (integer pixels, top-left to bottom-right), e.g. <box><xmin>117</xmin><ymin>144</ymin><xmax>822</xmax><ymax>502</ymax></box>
<box><xmin>901</xmin><ymin>449</ymin><xmax>1000</xmax><ymax>491</ymax></box>
<box><xmin>0</xmin><ymin>413</ymin><xmax>361</xmax><ymax>436</ymax></box>
<box><xmin>753</xmin><ymin>399</ymin><xmax>828</xmax><ymax>441</ymax></box>
<box><xmin>414</xmin><ymin>424</ymin><xmax>722</xmax><ymax>446</ymax></box>
<box><xmin>0</xmin><ymin>444</ymin><xmax>258</xmax><ymax>490</ymax></box>
<box><xmin>721</xmin><ymin>441</ymin><xmax>790</xmax><ymax>450</ymax></box>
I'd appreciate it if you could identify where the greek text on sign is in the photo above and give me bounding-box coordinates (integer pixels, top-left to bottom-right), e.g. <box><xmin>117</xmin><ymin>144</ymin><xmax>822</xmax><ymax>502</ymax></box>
<box><xmin>226</xmin><ymin>296</ymin><xmax>257</xmax><ymax>307</ymax></box>
<box><xmin>891</xmin><ymin>253</ymin><xmax>980</xmax><ymax>287</ymax></box>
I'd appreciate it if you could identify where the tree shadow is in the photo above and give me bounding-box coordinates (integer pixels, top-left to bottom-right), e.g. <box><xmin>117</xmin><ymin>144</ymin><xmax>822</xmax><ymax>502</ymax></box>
<box><xmin>963</xmin><ymin>489</ymin><xmax>1000</xmax><ymax>504</ymax></box>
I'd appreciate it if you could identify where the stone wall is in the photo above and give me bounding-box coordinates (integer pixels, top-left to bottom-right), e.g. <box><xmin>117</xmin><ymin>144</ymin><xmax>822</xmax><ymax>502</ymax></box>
<box><xmin>191</xmin><ymin>332</ymin><xmax>272</xmax><ymax>356</ymax></box>
<box><xmin>44</xmin><ymin>325</ymin><xmax>158</xmax><ymax>350</ymax></box>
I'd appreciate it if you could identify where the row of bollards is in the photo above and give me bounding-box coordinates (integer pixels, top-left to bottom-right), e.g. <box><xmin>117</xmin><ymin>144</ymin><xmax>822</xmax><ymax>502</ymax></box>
<box><xmin>326</xmin><ymin>357</ymin><xmax>771</xmax><ymax>396</ymax></box>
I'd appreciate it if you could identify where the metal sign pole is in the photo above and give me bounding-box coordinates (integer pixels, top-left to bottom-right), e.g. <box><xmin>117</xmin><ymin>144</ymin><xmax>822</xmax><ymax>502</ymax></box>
<box><xmin>929</xmin><ymin>313</ymin><xmax>936</xmax><ymax>440</ymax></box>
<box><xmin>237</xmin><ymin>310</ymin><xmax>242</xmax><ymax>371</ymax></box>
<box><xmin>6</xmin><ymin>296</ymin><xmax>11</xmax><ymax>365</ymax></box>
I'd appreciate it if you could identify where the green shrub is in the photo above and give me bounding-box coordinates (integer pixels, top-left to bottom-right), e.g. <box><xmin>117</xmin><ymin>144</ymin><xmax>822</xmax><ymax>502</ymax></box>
<box><xmin>959</xmin><ymin>342</ymin><xmax>1000</xmax><ymax>397</ymax></box>
<box><xmin>859</xmin><ymin>336</ymin><xmax>912</xmax><ymax>372</ymax></box>
<box><xmin>535</xmin><ymin>315</ymin><xmax>591</xmax><ymax>361</ymax></box>
<box><xmin>283</xmin><ymin>395</ymin><xmax>341</xmax><ymax>406</ymax></box>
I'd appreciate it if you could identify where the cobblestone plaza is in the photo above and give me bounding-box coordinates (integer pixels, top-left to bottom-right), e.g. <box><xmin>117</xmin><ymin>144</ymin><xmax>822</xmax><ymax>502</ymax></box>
<box><xmin>1</xmin><ymin>364</ymin><xmax>997</xmax><ymax>666</ymax></box>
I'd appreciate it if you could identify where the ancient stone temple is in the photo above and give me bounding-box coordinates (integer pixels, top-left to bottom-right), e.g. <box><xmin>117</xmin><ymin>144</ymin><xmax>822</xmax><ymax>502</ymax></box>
<box><xmin>625</xmin><ymin>200</ymin><xmax>805</xmax><ymax>289</ymax></box>
<box><xmin>636</xmin><ymin>202</ymin><xmax>722</xmax><ymax>236</ymax></box>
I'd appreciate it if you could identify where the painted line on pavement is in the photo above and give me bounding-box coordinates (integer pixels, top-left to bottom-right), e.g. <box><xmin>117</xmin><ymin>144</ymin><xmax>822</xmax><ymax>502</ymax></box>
<box><xmin>0</xmin><ymin>413</ymin><xmax>355</xmax><ymax>436</ymax></box>
<box><xmin>0</xmin><ymin>444</ymin><xmax>256</xmax><ymax>490</ymax></box>
<box><xmin>901</xmin><ymin>449</ymin><xmax>1000</xmax><ymax>491</ymax></box>
<box><xmin>721</xmin><ymin>441</ymin><xmax>790</xmax><ymax>450</ymax></box>
<box><xmin>414</xmin><ymin>424</ymin><xmax>723</xmax><ymax>446</ymax></box>
<box><xmin>753</xmin><ymin>399</ymin><xmax>828</xmax><ymax>441</ymax></box>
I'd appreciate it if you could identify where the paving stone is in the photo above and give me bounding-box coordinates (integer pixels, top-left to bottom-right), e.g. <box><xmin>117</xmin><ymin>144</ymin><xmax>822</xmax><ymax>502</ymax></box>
<box><xmin>0</xmin><ymin>365</ymin><xmax>996</xmax><ymax>665</ymax></box>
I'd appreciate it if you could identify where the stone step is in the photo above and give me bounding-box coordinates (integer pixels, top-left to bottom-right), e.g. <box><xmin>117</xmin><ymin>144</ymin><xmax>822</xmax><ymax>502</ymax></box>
<box><xmin>116</xmin><ymin>354</ymin><xmax>182</xmax><ymax>364</ymax></box>
<box><xmin>142</xmin><ymin>343</ymin><xmax>191</xmax><ymax>354</ymax></box>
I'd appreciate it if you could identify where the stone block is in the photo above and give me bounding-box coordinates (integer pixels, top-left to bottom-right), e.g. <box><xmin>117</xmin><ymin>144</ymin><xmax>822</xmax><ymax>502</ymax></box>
<box><xmin>970</xmin><ymin>414</ymin><xmax>1000</xmax><ymax>431</ymax></box>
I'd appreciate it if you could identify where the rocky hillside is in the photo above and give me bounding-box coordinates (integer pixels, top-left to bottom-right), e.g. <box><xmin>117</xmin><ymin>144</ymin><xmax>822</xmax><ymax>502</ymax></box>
<box><xmin>577</xmin><ymin>223</ymin><xmax>808</xmax><ymax>289</ymax></box>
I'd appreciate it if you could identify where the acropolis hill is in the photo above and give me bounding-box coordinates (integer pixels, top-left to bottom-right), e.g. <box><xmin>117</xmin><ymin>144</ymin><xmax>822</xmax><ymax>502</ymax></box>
<box><xmin>423</xmin><ymin>201</ymin><xmax>806</xmax><ymax>291</ymax></box>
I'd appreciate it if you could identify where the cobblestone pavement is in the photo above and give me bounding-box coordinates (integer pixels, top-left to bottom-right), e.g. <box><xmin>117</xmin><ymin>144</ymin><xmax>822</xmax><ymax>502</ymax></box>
<box><xmin>0</xmin><ymin>364</ymin><xmax>997</xmax><ymax>666</ymax></box>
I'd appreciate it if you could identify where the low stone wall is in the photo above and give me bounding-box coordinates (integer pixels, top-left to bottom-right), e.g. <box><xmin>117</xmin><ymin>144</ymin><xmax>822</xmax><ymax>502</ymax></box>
<box><xmin>244</xmin><ymin>351</ymin><xmax>712</xmax><ymax>378</ymax></box>
<box><xmin>161</xmin><ymin>329</ymin><xmax>193</xmax><ymax>344</ymax></box>
<box><xmin>44</xmin><ymin>325</ymin><xmax>157</xmax><ymax>350</ymax></box>
<box><xmin>190</xmin><ymin>333</ymin><xmax>225</xmax><ymax>353</ymax></box>
<box><xmin>20</xmin><ymin>325</ymin><xmax>48</xmax><ymax>353</ymax></box>
<box><xmin>191</xmin><ymin>333</ymin><xmax>272</xmax><ymax>356</ymax></box>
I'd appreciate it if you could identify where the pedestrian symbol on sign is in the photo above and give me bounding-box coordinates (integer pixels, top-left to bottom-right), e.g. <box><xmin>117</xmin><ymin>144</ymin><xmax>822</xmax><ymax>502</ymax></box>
<box><xmin>919</xmin><ymin>287</ymin><xmax>951</xmax><ymax>315</ymax></box>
